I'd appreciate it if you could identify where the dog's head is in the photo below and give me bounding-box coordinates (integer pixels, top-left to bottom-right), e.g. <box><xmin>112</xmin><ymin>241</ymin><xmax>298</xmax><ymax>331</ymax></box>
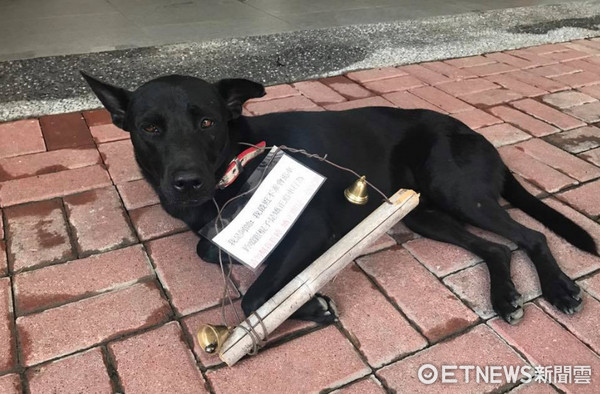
<box><xmin>81</xmin><ymin>72</ymin><xmax>265</xmax><ymax>207</ymax></box>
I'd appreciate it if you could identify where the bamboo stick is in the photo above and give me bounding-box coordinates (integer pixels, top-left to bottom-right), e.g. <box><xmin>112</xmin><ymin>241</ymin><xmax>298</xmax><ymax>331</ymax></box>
<box><xmin>219</xmin><ymin>188</ymin><xmax>419</xmax><ymax>366</ymax></box>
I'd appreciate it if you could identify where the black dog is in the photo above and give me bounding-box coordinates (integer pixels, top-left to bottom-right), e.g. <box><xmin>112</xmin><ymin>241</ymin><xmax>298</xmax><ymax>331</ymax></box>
<box><xmin>82</xmin><ymin>72</ymin><xmax>598</xmax><ymax>325</ymax></box>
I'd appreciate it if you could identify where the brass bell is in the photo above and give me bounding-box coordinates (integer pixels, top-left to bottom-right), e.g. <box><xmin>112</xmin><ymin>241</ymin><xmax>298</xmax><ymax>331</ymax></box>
<box><xmin>197</xmin><ymin>324</ymin><xmax>231</xmax><ymax>354</ymax></box>
<box><xmin>344</xmin><ymin>176</ymin><xmax>369</xmax><ymax>205</ymax></box>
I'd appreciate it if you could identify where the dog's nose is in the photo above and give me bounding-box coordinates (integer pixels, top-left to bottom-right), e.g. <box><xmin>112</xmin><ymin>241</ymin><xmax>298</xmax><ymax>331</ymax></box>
<box><xmin>172</xmin><ymin>171</ymin><xmax>203</xmax><ymax>192</ymax></box>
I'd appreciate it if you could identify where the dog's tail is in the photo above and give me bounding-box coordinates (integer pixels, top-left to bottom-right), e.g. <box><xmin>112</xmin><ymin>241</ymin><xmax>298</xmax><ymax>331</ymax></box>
<box><xmin>502</xmin><ymin>168</ymin><xmax>598</xmax><ymax>256</ymax></box>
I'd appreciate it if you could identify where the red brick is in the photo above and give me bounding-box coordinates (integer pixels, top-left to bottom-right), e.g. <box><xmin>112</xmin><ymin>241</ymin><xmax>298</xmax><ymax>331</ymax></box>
<box><xmin>544</xmin><ymin>197</ymin><xmax>600</xmax><ymax>248</ymax></box>
<box><xmin>484</xmin><ymin>52</ymin><xmax>539</xmax><ymax>69</ymax></box>
<box><xmin>5</xmin><ymin>199</ymin><xmax>74</xmax><ymax>272</ymax></box>
<box><xmin>362</xmin><ymin>75</ymin><xmax>424</xmax><ymax>94</ymax></box>
<box><xmin>0</xmin><ymin>119</ymin><xmax>46</xmax><ymax>159</ymax></box>
<box><xmin>332</xmin><ymin>376</ymin><xmax>385</xmax><ymax>394</ymax></box>
<box><xmin>546</xmin><ymin>125</ymin><xmax>600</xmax><ymax>154</ymax></box>
<box><xmin>541</xmin><ymin>91</ymin><xmax>596</xmax><ymax>108</ymax></box>
<box><xmin>511</xmin><ymin>98</ymin><xmax>585</xmax><ymax>130</ymax></box>
<box><xmin>505</xmin><ymin>49</ymin><xmax>556</xmax><ymax>67</ymax></box>
<box><xmin>181</xmin><ymin>300</ymin><xmax>316</xmax><ymax>368</ymax></box>
<box><xmin>443</xmin><ymin>251</ymin><xmax>540</xmax><ymax>319</ymax></box>
<box><xmin>499</xmin><ymin>145</ymin><xmax>577</xmax><ymax>193</ymax></box>
<box><xmin>397</xmin><ymin>64</ymin><xmax>452</xmax><ymax>85</ymax></box>
<box><xmin>529</xmin><ymin>63</ymin><xmax>579</xmax><ymax>78</ymax></box>
<box><xmin>403</xmin><ymin>238</ymin><xmax>481</xmax><ymax>277</ymax></box>
<box><xmin>82</xmin><ymin>109</ymin><xmax>111</xmax><ymax>126</ymax></box>
<box><xmin>324</xmin><ymin>96</ymin><xmax>394</xmax><ymax>111</ymax></box>
<box><xmin>579</xmin><ymin>147</ymin><xmax>600</xmax><ymax>166</ymax></box>
<box><xmin>39</xmin><ymin>112</ymin><xmax>94</xmax><ymax>151</ymax></box>
<box><xmin>466</xmin><ymin>62</ymin><xmax>517</xmax><ymax>76</ymax></box>
<box><xmin>146</xmin><ymin>231</ymin><xmax>238</xmax><ymax>316</ymax></box>
<box><xmin>489</xmin><ymin>106</ymin><xmax>559</xmax><ymax>137</ymax></box>
<box><xmin>535</xmin><ymin>47</ymin><xmax>590</xmax><ymax>61</ymax></box>
<box><xmin>0</xmin><ymin>165</ymin><xmax>112</xmax><ymax>207</ymax></box>
<box><xmin>514</xmin><ymin>138</ymin><xmax>600</xmax><ymax>182</ymax></box>
<box><xmin>422</xmin><ymin>61</ymin><xmax>477</xmax><ymax>79</ymax></box>
<box><xmin>476</xmin><ymin>123</ymin><xmax>531</xmax><ymax>147</ymax></box>
<box><xmin>89</xmin><ymin>123</ymin><xmax>129</xmax><ymax>144</ymax></box>
<box><xmin>249</xmin><ymin>84</ymin><xmax>299</xmax><ymax>102</ymax></box>
<box><xmin>507</xmin><ymin>70</ymin><xmax>569</xmax><ymax>92</ymax></box>
<box><xmin>109</xmin><ymin>322</ymin><xmax>206</xmax><ymax>394</ymax></box>
<box><xmin>445</xmin><ymin>55</ymin><xmax>495</xmax><ymax>68</ymax></box>
<box><xmin>324</xmin><ymin>264</ymin><xmax>427</xmax><ymax>366</ymax></box>
<box><xmin>64</xmin><ymin>187</ymin><xmax>137</xmax><ymax>255</ymax></box>
<box><xmin>360</xmin><ymin>233</ymin><xmax>397</xmax><ymax>256</ymax></box>
<box><xmin>557</xmin><ymin>180</ymin><xmax>600</xmax><ymax>217</ymax></box>
<box><xmin>0</xmin><ymin>278</ymin><xmax>16</xmax><ymax>372</ymax></box>
<box><xmin>130</xmin><ymin>204</ymin><xmax>187</xmax><ymax>241</ymax></box>
<box><xmin>387</xmin><ymin>221</ymin><xmax>419</xmax><ymax>244</ymax></box>
<box><xmin>565</xmin><ymin>100</ymin><xmax>600</xmax><ymax>123</ymax></box>
<box><xmin>382</xmin><ymin>91</ymin><xmax>445</xmax><ymax>112</ymax></box>
<box><xmin>436</xmin><ymin>78</ymin><xmax>498</xmax><ymax>96</ymax></box>
<box><xmin>346</xmin><ymin>67</ymin><xmax>408</xmax><ymax>83</ymax></box>
<box><xmin>563</xmin><ymin>59</ymin><xmax>600</xmax><ymax>74</ymax></box>
<box><xmin>451</xmin><ymin>108</ymin><xmax>502</xmax><ymax>129</ymax></box>
<box><xmin>230</xmin><ymin>263</ymin><xmax>261</xmax><ymax>295</ymax></box>
<box><xmin>0</xmin><ymin>148</ymin><xmax>101</xmax><ymax>182</ymax></box>
<box><xmin>291</xmin><ymin>80</ymin><xmax>346</xmax><ymax>105</ymax></box>
<box><xmin>485</xmin><ymin>74</ymin><xmax>548</xmax><ymax>97</ymax></box>
<box><xmin>554</xmin><ymin>71</ymin><xmax>600</xmax><ymax>88</ymax></box>
<box><xmin>98</xmin><ymin>140</ymin><xmax>143</xmax><ymax>184</ymax></box>
<box><xmin>508</xmin><ymin>383</ymin><xmax>557</xmax><ymax>394</ymax></box>
<box><xmin>116</xmin><ymin>179</ymin><xmax>159</xmax><ymax>210</ymax></box>
<box><xmin>563</xmin><ymin>42</ymin><xmax>600</xmax><ymax>55</ymax></box>
<box><xmin>574</xmin><ymin>39</ymin><xmax>600</xmax><ymax>51</ymax></box>
<box><xmin>377</xmin><ymin>325</ymin><xmax>526</xmax><ymax>393</ymax></box>
<box><xmin>245</xmin><ymin>95</ymin><xmax>320</xmax><ymax>115</ymax></box>
<box><xmin>358</xmin><ymin>248</ymin><xmax>478</xmax><ymax>341</ymax></box>
<box><xmin>0</xmin><ymin>374</ymin><xmax>21</xmax><ymax>394</ymax></box>
<box><xmin>207</xmin><ymin>326</ymin><xmax>369</xmax><ymax>393</ymax></box>
<box><xmin>320</xmin><ymin>76</ymin><xmax>374</xmax><ymax>99</ymax></box>
<box><xmin>514</xmin><ymin>174</ymin><xmax>545</xmax><ymax>198</ymax></box>
<box><xmin>27</xmin><ymin>348</ymin><xmax>112</xmax><ymax>394</ymax></box>
<box><xmin>579</xmin><ymin>271</ymin><xmax>600</xmax><ymax>299</ymax></box>
<box><xmin>489</xmin><ymin>304</ymin><xmax>600</xmax><ymax>394</ymax></box>
<box><xmin>460</xmin><ymin>88</ymin><xmax>523</xmax><ymax>107</ymax></box>
<box><xmin>17</xmin><ymin>282</ymin><xmax>171</xmax><ymax>366</ymax></box>
<box><xmin>14</xmin><ymin>245</ymin><xmax>153</xmax><ymax>314</ymax></box>
<box><xmin>579</xmin><ymin>83</ymin><xmax>600</xmax><ymax>99</ymax></box>
<box><xmin>0</xmin><ymin>241</ymin><xmax>7</xmax><ymax>276</ymax></box>
<box><xmin>409</xmin><ymin>86</ymin><xmax>473</xmax><ymax>113</ymax></box>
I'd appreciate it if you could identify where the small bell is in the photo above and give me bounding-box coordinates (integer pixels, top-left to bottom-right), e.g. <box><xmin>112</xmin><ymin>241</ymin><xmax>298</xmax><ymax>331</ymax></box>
<box><xmin>197</xmin><ymin>324</ymin><xmax>231</xmax><ymax>354</ymax></box>
<box><xmin>344</xmin><ymin>176</ymin><xmax>369</xmax><ymax>205</ymax></box>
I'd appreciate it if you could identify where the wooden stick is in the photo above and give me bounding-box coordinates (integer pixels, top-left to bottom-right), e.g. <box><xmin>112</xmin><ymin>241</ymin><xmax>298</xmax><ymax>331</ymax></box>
<box><xmin>219</xmin><ymin>188</ymin><xmax>419</xmax><ymax>366</ymax></box>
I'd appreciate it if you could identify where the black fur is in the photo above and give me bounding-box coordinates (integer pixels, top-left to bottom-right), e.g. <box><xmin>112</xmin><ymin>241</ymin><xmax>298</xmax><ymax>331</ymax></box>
<box><xmin>82</xmin><ymin>72</ymin><xmax>597</xmax><ymax>325</ymax></box>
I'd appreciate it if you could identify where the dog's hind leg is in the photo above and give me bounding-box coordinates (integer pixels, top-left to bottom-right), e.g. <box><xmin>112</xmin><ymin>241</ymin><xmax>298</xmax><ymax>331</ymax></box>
<box><xmin>404</xmin><ymin>207</ymin><xmax>524</xmax><ymax>324</ymax></box>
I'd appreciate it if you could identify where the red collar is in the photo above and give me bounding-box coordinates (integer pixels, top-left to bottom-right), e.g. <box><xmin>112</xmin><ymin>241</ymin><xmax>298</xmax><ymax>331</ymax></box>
<box><xmin>217</xmin><ymin>141</ymin><xmax>266</xmax><ymax>189</ymax></box>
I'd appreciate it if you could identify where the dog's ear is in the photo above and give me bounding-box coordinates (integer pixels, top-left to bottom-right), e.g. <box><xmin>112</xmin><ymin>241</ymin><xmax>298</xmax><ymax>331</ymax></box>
<box><xmin>214</xmin><ymin>79</ymin><xmax>266</xmax><ymax>119</ymax></box>
<box><xmin>80</xmin><ymin>71</ymin><xmax>131</xmax><ymax>129</ymax></box>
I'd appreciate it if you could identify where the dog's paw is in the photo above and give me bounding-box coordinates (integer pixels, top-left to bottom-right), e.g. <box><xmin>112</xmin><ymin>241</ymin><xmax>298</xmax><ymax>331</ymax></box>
<box><xmin>543</xmin><ymin>272</ymin><xmax>583</xmax><ymax>315</ymax></box>
<box><xmin>491</xmin><ymin>282</ymin><xmax>524</xmax><ymax>325</ymax></box>
<box><xmin>291</xmin><ymin>294</ymin><xmax>338</xmax><ymax>325</ymax></box>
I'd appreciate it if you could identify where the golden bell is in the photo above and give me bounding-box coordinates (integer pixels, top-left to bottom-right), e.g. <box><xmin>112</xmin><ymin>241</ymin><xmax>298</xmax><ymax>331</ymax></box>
<box><xmin>197</xmin><ymin>324</ymin><xmax>231</xmax><ymax>354</ymax></box>
<box><xmin>344</xmin><ymin>176</ymin><xmax>369</xmax><ymax>205</ymax></box>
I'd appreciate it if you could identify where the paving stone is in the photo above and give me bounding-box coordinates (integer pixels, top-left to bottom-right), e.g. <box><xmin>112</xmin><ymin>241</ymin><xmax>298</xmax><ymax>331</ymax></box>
<box><xmin>109</xmin><ymin>322</ymin><xmax>206</xmax><ymax>394</ymax></box>
<box><xmin>382</xmin><ymin>91</ymin><xmax>445</xmax><ymax>112</ymax></box>
<box><xmin>443</xmin><ymin>251</ymin><xmax>541</xmax><ymax>319</ymax></box>
<box><xmin>89</xmin><ymin>123</ymin><xmax>130</xmax><ymax>144</ymax></box>
<box><xmin>320</xmin><ymin>76</ymin><xmax>374</xmax><ymax>99</ymax></box>
<box><xmin>553</xmin><ymin>71</ymin><xmax>600</xmax><ymax>88</ymax></box>
<box><xmin>27</xmin><ymin>348</ymin><xmax>112</xmax><ymax>394</ymax></box>
<box><xmin>488</xmin><ymin>304</ymin><xmax>600</xmax><ymax>394</ymax></box>
<box><xmin>249</xmin><ymin>84</ymin><xmax>299</xmax><ymax>102</ymax></box>
<box><xmin>508</xmin><ymin>383</ymin><xmax>558</xmax><ymax>393</ymax></box>
<box><xmin>129</xmin><ymin>204</ymin><xmax>187</xmax><ymax>241</ymax></box>
<box><xmin>421</xmin><ymin>61</ymin><xmax>477</xmax><ymax>80</ymax></box>
<box><xmin>245</xmin><ymin>95</ymin><xmax>320</xmax><ymax>115</ymax></box>
<box><xmin>444</xmin><ymin>55</ymin><xmax>495</xmax><ymax>68</ymax></box>
<box><xmin>507</xmin><ymin>70</ymin><xmax>569</xmax><ymax>92</ymax></box>
<box><xmin>579</xmin><ymin>147</ymin><xmax>600</xmax><ymax>166</ymax></box>
<box><xmin>324</xmin><ymin>96</ymin><xmax>394</xmax><ymax>111</ymax></box>
<box><xmin>0</xmin><ymin>148</ymin><xmax>101</xmax><ymax>182</ymax></box>
<box><xmin>485</xmin><ymin>52</ymin><xmax>540</xmax><ymax>69</ymax></box>
<box><xmin>0</xmin><ymin>278</ymin><xmax>16</xmax><ymax>373</ymax></box>
<box><xmin>39</xmin><ymin>112</ymin><xmax>94</xmax><ymax>151</ymax></box>
<box><xmin>514</xmin><ymin>138</ymin><xmax>600</xmax><ymax>182</ymax></box>
<box><xmin>436</xmin><ymin>78</ymin><xmax>498</xmax><ymax>96</ymax></box>
<box><xmin>466</xmin><ymin>62</ymin><xmax>517</xmax><ymax>76</ymax></box>
<box><xmin>64</xmin><ymin>187</ymin><xmax>137</xmax><ymax>255</ymax></box>
<box><xmin>529</xmin><ymin>63</ymin><xmax>580</xmax><ymax>78</ymax></box>
<box><xmin>409</xmin><ymin>86</ymin><xmax>473</xmax><ymax>113</ymax></box>
<box><xmin>291</xmin><ymin>80</ymin><xmax>346</xmax><ymax>105</ymax></box>
<box><xmin>403</xmin><ymin>238</ymin><xmax>481</xmax><ymax>277</ymax></box>
<box><xmin>0</xmin><ymin>241</ymin><xmax>7</xmax><ymax>276</ymax></box>
<box><xmin>360</xmin><ymin>234</ymin><xmax>397</xmax><ymax>256</ymax></box>
<box><xmin>460</xmin><ymin>88</ymin><xmax>523</xmax><ymax>107</ymax></box>
<box><xmin>17</xmin><ymin>282</ymin><xmax>171</xmax><ymax>366</ymax></box>
<box><xmin>505</xmin><ymin>49</ymin><xmax>556</xmax><ymax>67</ymax></box>
<box><xmin>565</xmin><ymin>100</ymin><xmax>600</xmax><ymax>123</ymax></box>
<box><xmin>489</xmin><ymin>106</ymin><xmax>559</xmax><ymax>137</ymax></box>
<box><xmin>578</xmin><ymin>83</ymin><xmax>600</xmax><ymax>99</ymax></box>
<box><xmin>346</xmin><ymin>67</ymin><xmax>408</xmax><ymax>83</ymax></box>
<box><xmin>377</xmin><ymin>325</ymin><xmax>526</xmax><ymax>393</ymax></box>
<box><xmin>82</xmin><ymin>109</ymin><xmax>111</xmax><ymax>126</ymax></box>
<box><xmin>0</xmin><ymin>119</ymin><xmax>46</xmax><ymax>159</ymax></box>
<box><xmin>544</xmin><ymin>198</ymin><xmax>600</xmax><ymax>246</ymax></box>
<box><xmin>358</xmin><ymin>248</ymin><xmax>479</xmax><ymax>341</ymax></box>
<box><xmin>511</xmin><ymin>99</ymin><xmax>586</xmax><ymax>130</ymax></box>
<box><xmin>578</xmin><ymin>271</ymin><xmax>600</xmax><ymax>299</ymax></box>
<box><xmin>485</xmin><ymin>74</ymin><xmax>548</xmax><ymax>97</ymax></box>
<box><xmin>5</xmin><ymin>199</ymin><xmax>74</xmax><ymax>272</ymax></box>
<box><xmin>387</xmin><ymin>221</ymin><xmax>419</xmax><ymax>244</ymax></box>
<box><xmin>207</xmin><ymin>326</ymin><xmax>370</xmax><ymax>393</ymax></box>
<box><xmin>146</xmin><ymin>231</ymin><xmax>238</xmax><ymax>316</ymax></box>
<box><xmin>323</xmin><ymin>264</ymin><xmax>427</xmax><ymax>366</ymax></box>
<box><xmin>0</xmin><ymin>165</ymin><xmax>112</xmax><ymax>207</ymax></box>
<box><xmin>541</xmin><ymin>91</ymin><xmax>597</xmax><ymax>108</ymax></box>
<box><xmin>451</xmin><ymin>108</ymin><xmax>502</xmax><ymax>129</ymax></box>
<box><xmin>556</xmin><ymin>180</ymin><xmax>600</xmax><ymax>217</ymax></box>
<box><xmin>513</xmin><ymin>174</ymin><xmax>545</xmax><ymax>197</ymax></box>
<box><xmin>362</xmin><ymin>75</ymin><xmax>425</xmax><ymax>94</ymax></box>
<box><xmin>98</xmin><ymin>139</ymin><xmax>143</xmax><ymax>184</ymax></box>
<box><xmin>397</xmin><ymin>64</ymin><xmax>452</xmax><ymax>85</ymax></box>
<box><xmin>563</xmin><ymin>42</ymin><xmax>600</xmax><ymax>55</ymax></box>
<box><xmin>0</xmin><ymin>374</ymin><xmax>21</xmax><ymax>394</ymax></box>
<box><xmin>331</xmin><ymin>376</ymin><xmax>385</xmax><ymax>394</ymax></box>
<box><xmin>499</xmin><ymin>145</ymin><xmax>578</xmax><ymax>193</ymax></box>
<box><xmin>476</xmin><ymin>123</ymin><xmax>531</xmax><ymax>147</ymax></box>
<box><xmin>539</xmin><ymin>48</ymin><xmax>590</xmax><ymax>62</ymax></box>
<box><xmin>13</xmin><ymin>245</ymin><xmax>153</xmax><ymax>315</ymax></box>
<box><xmin>116</xmin><ymin>179</ymin><xmax>159</xmax><ymax>210</ymax></box>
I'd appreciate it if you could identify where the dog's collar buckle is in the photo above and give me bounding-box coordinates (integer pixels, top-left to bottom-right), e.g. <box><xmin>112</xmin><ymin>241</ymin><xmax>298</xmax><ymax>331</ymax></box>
<box><xmin>217</xmin><ymin>141</ymin><xmax>266</xmax><ymax>189</ymax></box>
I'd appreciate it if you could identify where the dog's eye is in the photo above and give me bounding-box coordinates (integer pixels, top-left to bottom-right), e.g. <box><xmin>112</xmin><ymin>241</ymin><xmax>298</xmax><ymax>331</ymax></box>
<box><xmin>201</xmin><ymin>119</ymin><xmax>214</xmax><ymax>129</ymax></box>
<box><xmin>142</xmin><ymin>124</ymin><xmax>160</xmax><ymax>134</ymax></box>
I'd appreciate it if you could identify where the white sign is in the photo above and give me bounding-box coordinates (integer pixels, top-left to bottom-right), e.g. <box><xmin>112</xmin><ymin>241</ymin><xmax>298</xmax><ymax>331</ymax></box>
<box><xmin>212</xmin><ymin>153</ymin><xmax>325</xmax><ymax>269</ymax></box>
